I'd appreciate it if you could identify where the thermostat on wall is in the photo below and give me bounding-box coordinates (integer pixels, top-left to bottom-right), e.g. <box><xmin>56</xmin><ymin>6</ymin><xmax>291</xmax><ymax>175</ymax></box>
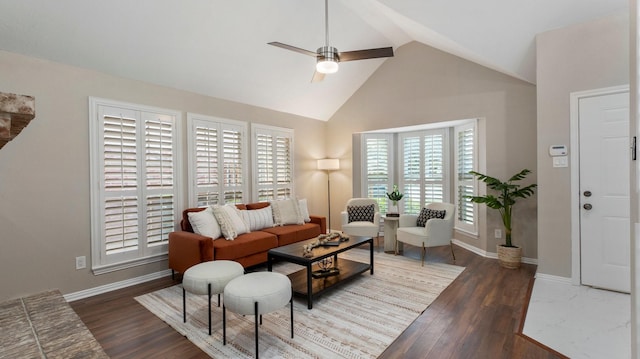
<box><xmin>549</xmin><ymin>145</ymin><xmax>568</xmax><ymax>157</ymax></box>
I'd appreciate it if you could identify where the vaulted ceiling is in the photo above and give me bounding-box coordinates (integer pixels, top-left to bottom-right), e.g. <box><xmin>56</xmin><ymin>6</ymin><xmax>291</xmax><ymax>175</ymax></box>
<box><xmin>0</xmin><ymin>0</ymin><xmax>627</xmax><ymax>120</ymax></box>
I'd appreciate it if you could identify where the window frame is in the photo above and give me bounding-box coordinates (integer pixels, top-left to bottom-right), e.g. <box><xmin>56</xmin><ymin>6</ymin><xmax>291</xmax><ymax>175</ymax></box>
<box><xmin>251</xmin><ymin>124</ymin><xmax>295</xmax><ymax>201</ymax></box>
<box><xmin>398</xmin><ymin>128</ymin><xmax>450</xmax><ymax>214</ymax></box>
<box><xmin>360</xmin><ymin>133</ymin><xmax>394</xmax><ymax>214</ymax></box>
<box><xmin>89</xmin><ymin>97</ymin><xmax>182</xmax><ymax>275</ymax></box>
<box><xmin>186</xmin><ymin>113</ymin><xmax>248</xmax><ymax>207</ymax></box>
<box><xmin>454</xmin><ymin>121</ymin><xmax>478</xmax><ymax>234</ymax></box>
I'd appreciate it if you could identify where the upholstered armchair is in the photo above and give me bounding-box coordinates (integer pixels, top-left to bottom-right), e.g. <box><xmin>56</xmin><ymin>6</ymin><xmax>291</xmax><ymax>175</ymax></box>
<box><xmin>396</xmin><ymin>202</ymin><xmax>456</xmax><ymax>266</ymax></box>
<box><xmin>340</xmin><ymin>198</ymin><xmax>381</xmax><ymax>250</ymax></box>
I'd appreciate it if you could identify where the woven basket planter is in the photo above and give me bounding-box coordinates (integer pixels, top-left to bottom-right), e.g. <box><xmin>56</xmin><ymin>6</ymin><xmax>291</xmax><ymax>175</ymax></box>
<box><xmin>497</xmin><ymin>245</ymin><xmax>522</xmax><ymax>269</ymax></box>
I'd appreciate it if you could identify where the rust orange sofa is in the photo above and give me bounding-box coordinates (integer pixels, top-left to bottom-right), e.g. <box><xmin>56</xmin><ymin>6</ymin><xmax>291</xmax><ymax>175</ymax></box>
<box><xmin>168</xmin><ymin>202</ymin><xmax>326</xmax><ymax>276</ymax></box>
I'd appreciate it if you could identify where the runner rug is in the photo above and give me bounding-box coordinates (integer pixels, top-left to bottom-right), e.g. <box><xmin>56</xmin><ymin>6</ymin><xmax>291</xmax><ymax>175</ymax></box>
<box><xmin>135</xmin><ymin>249</ymin><xmax>464</xmax><ymax>358</ymax></box>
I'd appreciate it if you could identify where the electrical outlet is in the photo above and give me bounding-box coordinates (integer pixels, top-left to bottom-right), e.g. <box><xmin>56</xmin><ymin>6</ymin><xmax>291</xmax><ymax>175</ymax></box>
<box><xmin>494</xmin><ymin>229</ymin><xmax>502</xmax><ymax>239</ymax></box>
<box><xmin>75</xmin><ymin>256</ymin><xmax>86</xmax><ymax>270</ymax></box>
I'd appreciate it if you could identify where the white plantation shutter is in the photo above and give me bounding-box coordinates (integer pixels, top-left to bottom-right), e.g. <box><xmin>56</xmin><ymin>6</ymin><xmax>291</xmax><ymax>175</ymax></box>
<box><xmin>399</xmin><ymin>129</ymin><xmax>449</xmax><ymax>214</ymax></box>
<box><xmin>90</xmin><ymin>99</ymin><xmax>181</xmax><ymax>273</ymax></box>
<box><xmin>187</xmin><ymin>114</ymin><xmax>247</xmax><ymax>207</ymax></box>
<box><xmin>195</xmin><ymin>125</ymin><xmax>219</xmax><ymax>205</ymax></box>
<box><xmin>455</xmin><ymin>122</ymin><xmax>477</xmax><ymax>233</ymax></box>
<box><xmin>103</xmin><ymin>111</ymin><xmax>138</xmax><ymax>254</ymax></box>
<box><xmin>424</xmin><ymin>133</ymin><xmax>444</xmax><ymax>204</ymax></box>
<box><xmin>252</xmin><ymin>124</ymin><xmax>293</xmax><ymax>201</ymax></box>
<box><xmin>402</xmin><ymin>135</ymin><xmax>421</xmax><ymax>214</ymax></box>
<box><xmin>144</xmin><ymin>113</ymin><xmax>175</xmax><ymax>247</ymax></box>
<box><xmin>362</xmin><ymin>134</ymin><xmax>392</xmax><ymax>213</ymax></box>
<box><xmin>222</xmin><ymin>129</ymin><xmax>244</xmax><ymax>203</ymax></box>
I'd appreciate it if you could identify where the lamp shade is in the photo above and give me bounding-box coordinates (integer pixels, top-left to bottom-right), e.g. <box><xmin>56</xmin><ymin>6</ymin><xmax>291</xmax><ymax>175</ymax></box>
<box><xmin>317</xmin><ymin>158</ymin><xmax>340</xmax><ymax>170</ymax></box>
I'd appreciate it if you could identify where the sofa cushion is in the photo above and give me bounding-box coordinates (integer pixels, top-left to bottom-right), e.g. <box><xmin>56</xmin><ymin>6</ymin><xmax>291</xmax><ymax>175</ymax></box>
<box><xmin>240</xmin><ymin>206</ymin><xmax>274</xmax><ymax>231</ymax></box>
<box><xmin>271</xmin><ymin>198</ymin><xmax>304</xmax><ymax>226</ymax></box>
<box><xmin>212</xmin><ymin>204</ymin><xmax>249</xmax><ymax>240</ymax></box>
<box><xmin>416</xmin><ymin>208</ymin><xmax>446</xmax><ymax>227</ymax></box>
<box><xmin>262</xmin><ymin>223</ymin><xmax>322</xmax><ymax>246</ymax></box>
<box><xmin>212</xmin><ymin>231</ymin><xmax>278</xmax><ymax>260</ymax></box>
<box><xmin>187</xmin><ymin>207</ymin><xmax>221</xmax><ymax>239</ymax></box>
<box><xmin>298</xmin><ymin>198</ymin><xmax>311</xmax><ymax>223</ymax></box>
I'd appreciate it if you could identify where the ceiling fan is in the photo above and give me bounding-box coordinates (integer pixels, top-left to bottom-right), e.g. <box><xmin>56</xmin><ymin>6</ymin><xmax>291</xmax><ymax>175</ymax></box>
<box><xmin>268</xmin><ymin>0</ymin><xmax>394</xmax><ymax>82</ymax></box>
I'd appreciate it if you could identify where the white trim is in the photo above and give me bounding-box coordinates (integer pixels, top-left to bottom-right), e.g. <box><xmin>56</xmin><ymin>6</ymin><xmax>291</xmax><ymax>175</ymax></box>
<box><xmin>452</xmin><ymin>239</ymin><xmax>538</xmax><ymax>265</ymax></box>
<box><xmin>91</xmin><ymin>254</ymin><xmax>168</xmax><ymax>275</ymax></box>
<box><xmin>64</xmin><ymin>269</ymin><xmax>172</xmax><ymax>302</ymax></box>
<box><xmin>569</xmin><ymin>85</ymin><xmax>630</xmax><ymax>286</ymax></box>
<box><xmin>534</xmin><ymin>273</ymin><xmax>573</xmax><ymax>285</ymax></box>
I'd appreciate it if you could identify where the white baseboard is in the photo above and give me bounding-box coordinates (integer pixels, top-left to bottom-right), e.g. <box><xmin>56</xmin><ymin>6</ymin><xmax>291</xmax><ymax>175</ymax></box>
<box><xmin>534</xmin><ymin>272</ymin><xmax>572</xmax><ymax>285</ymax></box>
<box><xmin>452</xmin><ymin>239</ymin><xmax>538</xmax><ymax>265</ymax></box>
<box><xmin>64</xmin><ymin>269</ymin><xmax>172</xmax><ymax>302</ymax></box>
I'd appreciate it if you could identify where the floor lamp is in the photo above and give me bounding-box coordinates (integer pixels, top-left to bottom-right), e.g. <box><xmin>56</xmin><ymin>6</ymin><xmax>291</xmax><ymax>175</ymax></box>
<box><xmin>317</xmin><ymin>158</ymin><xmax>340</xmax><ymax>233</ymax></box>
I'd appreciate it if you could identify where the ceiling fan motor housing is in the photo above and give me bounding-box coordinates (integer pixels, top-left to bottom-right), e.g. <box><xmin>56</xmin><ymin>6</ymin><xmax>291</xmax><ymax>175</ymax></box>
<box><xmin>316</xmin><ymin>46</ymin><xmax>339</xmax><ymax>73</ymax></box>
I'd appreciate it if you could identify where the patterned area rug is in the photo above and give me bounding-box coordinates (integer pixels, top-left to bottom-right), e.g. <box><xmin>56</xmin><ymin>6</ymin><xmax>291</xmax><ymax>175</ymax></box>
<box><xmin>136</xmin><ymin>250</ymin><xmax>464</xmax><ymax>358</ymax></box>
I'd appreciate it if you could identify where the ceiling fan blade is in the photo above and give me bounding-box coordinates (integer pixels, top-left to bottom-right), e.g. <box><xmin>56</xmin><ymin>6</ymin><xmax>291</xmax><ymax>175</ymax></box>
<box><xmin>268</xmin><ymin>42</ymin><xmax>317</xmax><ymax>57</ymax></box>
<box><xmin>338</xmin><ymin>47</ymin><xmax>394</xmax><ymax>62</ymax></box>
<box><xmin>311</xmin><ymin>70</ymin><xmax>325</xmax><ymax>83</ymax></box>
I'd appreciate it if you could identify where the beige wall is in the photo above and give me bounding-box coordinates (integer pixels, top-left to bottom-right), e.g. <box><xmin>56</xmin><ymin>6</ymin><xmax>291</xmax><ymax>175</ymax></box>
<box><xmin>326</xmin><ymin>41</ymin><xmax>538</xmax><ymax>256</ymax></box>
<box><xmin>536</xmin><ymin>13</ymin><xmax>629</xmax><ymax>278</ymax></box>
<box><xmin>0</xmin><ymin>50</ymin><xmax>326</xmax><ymax>302</ymax></box>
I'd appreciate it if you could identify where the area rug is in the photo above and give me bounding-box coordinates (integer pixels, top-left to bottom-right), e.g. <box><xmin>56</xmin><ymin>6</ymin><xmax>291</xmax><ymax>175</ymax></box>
<box><xmin>135</xmin><ymin>250</ymin><xmax>464</xmax><ymax>358</ymax></box>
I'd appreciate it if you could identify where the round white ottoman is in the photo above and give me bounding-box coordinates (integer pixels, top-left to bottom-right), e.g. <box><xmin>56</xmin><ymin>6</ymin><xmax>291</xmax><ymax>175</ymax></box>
<box><xmin>182</xmin><ymin>260</ymin><xmax>244</xmax><ymax>335</ymax></box>
<box><xmin>223</xmin><ymin>272</ymin><xmax>293</xmax><ymax>359</ymax></box>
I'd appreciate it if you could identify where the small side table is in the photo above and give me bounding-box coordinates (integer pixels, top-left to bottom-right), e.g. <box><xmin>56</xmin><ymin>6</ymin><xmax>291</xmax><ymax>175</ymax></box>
<box><xmin>383</xmin><ymin>216</ymin><xmax>403</xmax><ymax>253</ymax></box>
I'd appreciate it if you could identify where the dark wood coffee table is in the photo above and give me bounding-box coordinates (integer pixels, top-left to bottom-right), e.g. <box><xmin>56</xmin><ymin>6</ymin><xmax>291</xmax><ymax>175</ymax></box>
<box><xmin>267</xmin><ymin>236</ymin><xmax>374</xmax><ymax>309</ymax></box>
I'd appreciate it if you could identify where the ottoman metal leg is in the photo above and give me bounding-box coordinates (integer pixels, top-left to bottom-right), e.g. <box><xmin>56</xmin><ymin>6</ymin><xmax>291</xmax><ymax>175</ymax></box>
<box><xmin>182</xmin><ymin>287</ymin><xmax>186</xmax><ymax>323</ymax></box>
<box><xmin>254</xmin><ymin>301</ymin><xmax>259</xmax><ymax>359</ymax></box>
<box><xmin>208</xmin><ymin>283</ymin><xmax>212</xmax><ymax>335</ymax></box>
<box><xmin>223</xmin><ymin>304</ymin><xmax>226</xmax><ymax>345</ymax></box>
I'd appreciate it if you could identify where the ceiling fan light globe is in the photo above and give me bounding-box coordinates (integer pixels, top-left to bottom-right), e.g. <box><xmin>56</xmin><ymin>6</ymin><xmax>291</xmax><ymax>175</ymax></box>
<box><xmin>316</xmin><ymin>59</ymin><xmax>339</xmax><ymax>74</ymax></box>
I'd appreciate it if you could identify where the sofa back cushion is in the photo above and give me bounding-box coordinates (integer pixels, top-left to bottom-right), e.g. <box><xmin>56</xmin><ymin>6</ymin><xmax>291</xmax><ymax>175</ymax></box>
<box><xmin>241</xmin><ymin>206</ymin><xmax>274</xmax><ymax>231</ymax></box>
<box><xmin>187</xmin><ymin>207</ymin><xmax>222</xmax><ymax>239</ymax></box>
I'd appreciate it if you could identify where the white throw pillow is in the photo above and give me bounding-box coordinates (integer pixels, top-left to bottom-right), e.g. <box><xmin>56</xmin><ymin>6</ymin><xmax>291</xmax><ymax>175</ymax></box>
<box><xmin>241</xmin><ymin>206</ymin><xmax>274</xmax><ymax>231</ymax></box>
<box><xmin>271</xmin><ymin>198</ymin><xmax>304</xmax><ymax>226</ymax></box>
<box><xmin>187</xmin><ymin>207</ymin><xmax>222</xmax><ymax>239</ymax></box>
<box><xmin>298</xmin><ymin>198</ymin><xmax>311</xmax><ymax>223</ymax></box>
<box><xmin>211</xmin><ymin>204</ymin><xmax>249</xmax><ymax>240</ymax></box>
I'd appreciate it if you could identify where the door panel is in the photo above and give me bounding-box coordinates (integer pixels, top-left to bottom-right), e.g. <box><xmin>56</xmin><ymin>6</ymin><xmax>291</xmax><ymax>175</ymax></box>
<box><xmin>579</xmin><ymin>91</ymin><xmax>630</xmax><ymax>293</ymax></box>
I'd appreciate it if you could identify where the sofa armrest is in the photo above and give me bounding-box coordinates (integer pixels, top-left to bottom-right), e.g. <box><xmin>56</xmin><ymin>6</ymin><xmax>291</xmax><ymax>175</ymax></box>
<box><xmin>168</xmin><ymin>231</ymin><xmax>214</xmax><ymax>274</ymax></box>
<box><xmin>399</xmin><ymin>214</ymin><xmax>418</xmax><ymax>227</ymax></box>
<box><xmin>309</xmin><ymin>215</ymin><xmax>327</xmax><ymax>234</ymax></box>
<box><xmin>425</xmin><ymin>218</ymin><xmax>454</xmax><ymax>245</ymax></box>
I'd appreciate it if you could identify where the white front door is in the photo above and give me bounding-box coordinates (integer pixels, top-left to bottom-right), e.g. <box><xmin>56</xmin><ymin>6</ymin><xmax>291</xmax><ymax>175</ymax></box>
<box><xmin>579</xmin><ymin>91</ymin><xmax>630</xmax><ymax>293</ymax></box>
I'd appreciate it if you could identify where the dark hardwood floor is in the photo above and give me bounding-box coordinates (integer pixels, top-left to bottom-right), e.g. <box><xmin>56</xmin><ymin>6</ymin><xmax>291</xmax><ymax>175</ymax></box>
<box><xmin>71</xmin><ymin>243</ymin><xmax>567</xmax><ymax>359</ymax></box>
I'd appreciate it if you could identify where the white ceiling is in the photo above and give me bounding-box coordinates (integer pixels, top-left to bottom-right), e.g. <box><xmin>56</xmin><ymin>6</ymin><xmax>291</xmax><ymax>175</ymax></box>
<box><xmin>0</xmin><ymin>0</ymin><xmax>628</xmax><ymax>121</ymax></box>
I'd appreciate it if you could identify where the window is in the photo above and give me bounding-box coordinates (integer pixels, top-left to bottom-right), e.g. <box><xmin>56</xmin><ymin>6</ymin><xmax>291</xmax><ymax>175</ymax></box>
<box><xmin>89</xmin><ymin>98</ymin><xmax>181</xmax><ymax>274</ymax></box>
<box><xmin>399</xmin><ymin>129</ymin><xmax>449</xmax><ymax>214</ymax></box>
<box><xmin>454</xmin><ymin>122</ymin><xmax>477</xmax><ymax>234</ymax></box>
<box><xmin>252</xmin><ymin>124</ymin><xmax>294</xmax><ymax>201</ymax></box>
<box><xmin>187</xmin><ymin>114</ymin><xmax>247</xmax><ymax>207</ymax></box>
<box><xmin>361</xmin><ymin>134</ymin><xmax>393</xmax><ymax>213</ymax></box>
<box><xmin>356</xmin><ymin>119</ymin><xmax>478</xmax><ymax>234</ymax></box>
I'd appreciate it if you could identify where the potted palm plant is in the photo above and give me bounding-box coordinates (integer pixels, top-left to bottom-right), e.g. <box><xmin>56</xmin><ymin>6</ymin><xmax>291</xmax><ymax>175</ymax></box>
<box><xmin>468</xmin><ymin>169</ymin><xmax>537</xmax><ymax>269</ymax></box>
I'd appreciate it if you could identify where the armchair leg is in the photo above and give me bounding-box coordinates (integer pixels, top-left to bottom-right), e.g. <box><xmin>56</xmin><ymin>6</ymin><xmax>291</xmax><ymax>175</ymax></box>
<box><xmin>421</xmin><ymin>244</ymin><xmax>425</xmax><ymax>267</ymax></box>
<box><xmin>450</xmin><ymin>241</ymin><xmax>456</xmax><ymax>261</ymax></box>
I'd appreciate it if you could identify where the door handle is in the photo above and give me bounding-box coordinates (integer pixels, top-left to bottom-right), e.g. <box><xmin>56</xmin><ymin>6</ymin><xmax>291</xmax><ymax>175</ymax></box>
<box><xmin>584</xmin><ymin>191</ymin><xmax>592</xmax><ymax>197</ymax></box>
<box><xmin>583</xmin><ymin>203</ymin><xmax>593</xmax><ymax>210</ymax></box>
